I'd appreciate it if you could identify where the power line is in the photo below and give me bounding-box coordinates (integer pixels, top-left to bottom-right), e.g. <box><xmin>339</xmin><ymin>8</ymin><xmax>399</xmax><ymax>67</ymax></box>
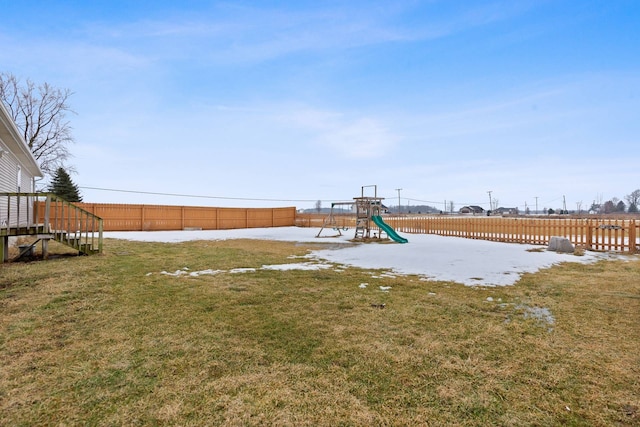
<box><xmin>81</xmin><ymin>186</ymin><xmax>572</xmax><ymax>211</ymax></box>
<box><xmin>395</xmin><ymin>188</ymin><xmax>402</xmax><ymax>213</ymax></box>
<box><xmin>81</xmin><ymin>186</ymin><xmax>486</xmax><ymax>206</ymax></box>
<box><xmin>79</xmin><ymin>186</ymin><xmax>324</xmax><ymax>203</ymax></box>
<box><xmin>404</xmin><ymin>197</ymin><xmax>489</xmax><ymax>206</ymax></box>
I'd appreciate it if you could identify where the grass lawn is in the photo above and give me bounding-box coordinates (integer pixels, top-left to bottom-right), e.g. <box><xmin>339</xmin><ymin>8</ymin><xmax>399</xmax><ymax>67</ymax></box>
<box><xmin>1</xmin><ymin>237</ymin><xmax>639</xmax><ymax>426</ymax></box>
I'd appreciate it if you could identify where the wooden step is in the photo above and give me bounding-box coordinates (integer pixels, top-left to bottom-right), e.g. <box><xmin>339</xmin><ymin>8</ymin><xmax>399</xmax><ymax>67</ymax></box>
<box><xmin>79</xmin><ymin>243</ymin><xmax>96</xmax><ymax>254</ymax></box>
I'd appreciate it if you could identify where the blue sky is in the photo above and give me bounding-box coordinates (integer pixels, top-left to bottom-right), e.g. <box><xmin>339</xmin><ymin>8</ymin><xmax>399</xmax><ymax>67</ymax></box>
<box><xmin>2</xmin><ymin>1</ymin><xmax>639</xmax><ymax>211</ymax></box>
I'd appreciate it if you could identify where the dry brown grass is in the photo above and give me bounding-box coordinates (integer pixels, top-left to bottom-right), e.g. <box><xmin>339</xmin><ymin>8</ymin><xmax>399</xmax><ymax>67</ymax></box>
<box><xmin>0</xmin><ymin>237</ymin><xmax>638</xmax><ymax>426</ymax></box>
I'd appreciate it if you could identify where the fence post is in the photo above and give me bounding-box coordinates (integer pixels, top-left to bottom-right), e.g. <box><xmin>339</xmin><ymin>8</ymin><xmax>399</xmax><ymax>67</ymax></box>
<box><xmin>98</xmin><ymin>219</ymin><xmax>104</xmax><ymax>253</ymax></box>
<box><xmin>629</xmin><ymin>219</ymin><xmax>636</xmax><ymax>254</ymax></box>
<box><xmin>1</xmin><ymin>235</ymin><xmax>7</xmax><ymax>263</ymax></box>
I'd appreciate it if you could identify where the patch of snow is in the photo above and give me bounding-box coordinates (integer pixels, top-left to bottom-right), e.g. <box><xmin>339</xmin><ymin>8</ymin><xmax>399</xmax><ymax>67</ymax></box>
<box><xmin>228</xmin><ymin>268</ymin><xmax>257</xmax><ymax>274</ymax></box>
<box><xmin>106</xmin><ymin>226</ymin><xmax>618</xmax><ymax>286</ymax></box>
<box><xmin>262</xmin><ymin>262</ymin><xmax>331</xmax><ymax>271</ymax></box>
<box><xmin>519</xmin><ymin>305</ymin><xmax>555</xmax><ymax>328</ymax></box>
<box><xmin>189</xmin><ymin>269</ymin><xmax>223</xmax><ymax>276</ymax></box>
<box><xmin>161</xmin><ymin>270</ymin><xmax>189</xmax><ymax>277</ymax></box>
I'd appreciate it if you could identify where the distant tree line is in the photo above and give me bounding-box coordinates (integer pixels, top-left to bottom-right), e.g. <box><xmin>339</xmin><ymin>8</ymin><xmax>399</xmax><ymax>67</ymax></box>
<box><xmin>589</xmin><ymin>189</ymin><xmax>640</xmax><ymax>214</ymax></box>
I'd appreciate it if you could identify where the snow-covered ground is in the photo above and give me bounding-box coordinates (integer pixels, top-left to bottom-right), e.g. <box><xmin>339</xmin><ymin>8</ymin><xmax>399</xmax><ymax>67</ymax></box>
<box><xmin>105</xmin><ymin>227</ymin><xmax>619</xmax><ymax>286</ymax></box>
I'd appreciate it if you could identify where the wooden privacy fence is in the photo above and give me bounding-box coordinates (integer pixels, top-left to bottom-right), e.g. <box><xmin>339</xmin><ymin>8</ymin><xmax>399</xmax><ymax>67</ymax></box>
<box><xmin>295</xmin><ymin>213</ymin><xmax>353</xmax><ymax>229</ymax></box>
<box><xmin>296</xmin><ymin>214</ymin><xmax>639</xmax><ymax>253</ymax></box>
<box><xmin>39</xmin><ymin>203</ymin><xmax>297</xmax><ymax>232</ymax></box>
<box><xmin>388</xmin><ymin>216</ymin><xmax>639</xmax><ymax>253</ymax></box>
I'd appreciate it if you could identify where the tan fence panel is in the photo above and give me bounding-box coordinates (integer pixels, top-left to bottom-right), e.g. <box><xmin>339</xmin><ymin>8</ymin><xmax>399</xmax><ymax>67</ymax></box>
<box><xmin>216</xmin><ymin>208</ymin><xmax>247</xmax><ymax>229</ymax></box>
<box><xmin>183</xmin><ymin>206</ymin><xmax>218</xmax><ymax>230</ymax></box>
<box><xmin>247</xmin><ymin>208</ymin><xmax>275</xmax><ymax>228</ymax></box>
<box><xmin>76</xmin><ymin>203</ymin><xmax>144</xmax><ymax>231</ymax></box>
<box><xmin>295</xmin><ymin>213</ymin><xmax>355</xmax><ymax>229</ymax></box>
<box><xmin>271</xmin><ymin>207</ymin><xmax>299</xmax><ymax>227</ymax></box>
<box><xmin>62</xmin><ymin>203</ymin><xmax>296</xmax><ymax>232</ymax></box>
<box><xmin>141</xmin><ymin>205</ymin><xmax>182</xmax><ymax>231</ymax></box>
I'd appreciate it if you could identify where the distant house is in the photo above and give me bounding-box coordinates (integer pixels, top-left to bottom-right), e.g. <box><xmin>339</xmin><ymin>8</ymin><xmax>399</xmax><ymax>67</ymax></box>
<box><xmin>494</xmin><ymin>207</ymin><xmax>519</xmax><ymax>215</ymax></box>
<box><xmin>0</xmin><ymin>102</ymin><xmax>43</xmax><ymax>227</ymax></box>
<box><xmin>459</xmin><ymin>205</ymin><xmax>484</xmax><ymax>215</ymax></box>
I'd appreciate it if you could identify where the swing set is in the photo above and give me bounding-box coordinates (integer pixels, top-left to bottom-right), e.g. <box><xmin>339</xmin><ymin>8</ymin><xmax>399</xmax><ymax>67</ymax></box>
<box><xmin>315</xmin><ymin>185</ymin><xmax>408</xmax><ymax>243</ymax></box>
<box><xmin>315</xmin><ymin>201</ymin><xmax>354</xmax><ymax>238</ymax></box>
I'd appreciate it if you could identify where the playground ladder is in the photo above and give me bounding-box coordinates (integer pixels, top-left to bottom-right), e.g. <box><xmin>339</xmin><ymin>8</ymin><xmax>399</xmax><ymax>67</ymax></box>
<box><xmin>354</xmin><ymin>218</ymin><xmax>367</xmax><ymax>239</ymax></box>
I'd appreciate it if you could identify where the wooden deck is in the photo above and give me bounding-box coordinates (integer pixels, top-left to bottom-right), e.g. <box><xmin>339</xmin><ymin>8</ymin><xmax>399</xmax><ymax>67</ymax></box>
<box><xmin>1</xmin><ymin>193</ymin><xmax>103</xmax><ymax>262</ymax></box>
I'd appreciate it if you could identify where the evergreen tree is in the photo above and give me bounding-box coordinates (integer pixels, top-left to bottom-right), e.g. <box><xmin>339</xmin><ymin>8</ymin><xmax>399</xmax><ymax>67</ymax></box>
<box><xmin>48</xmin><ymin>167</ymin><xmax>82</xmax><ymax>202</ymax></box>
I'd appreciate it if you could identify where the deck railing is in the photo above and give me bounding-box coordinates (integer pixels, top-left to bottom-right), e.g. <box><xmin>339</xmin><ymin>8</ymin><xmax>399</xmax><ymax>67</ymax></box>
<box><xmin>42</xmin><ymin>194</ymin><xmax>103</xmax><ymax>254</ymax></box>
<box><xmin>0</xmin><ymin>192</ymin><xmax>51</xmax><ymax>235</ymax></box>
<box><xmin>0</xmin><ymin>192</ymin><xmax>103</xmax><ymax>256</ymax></box>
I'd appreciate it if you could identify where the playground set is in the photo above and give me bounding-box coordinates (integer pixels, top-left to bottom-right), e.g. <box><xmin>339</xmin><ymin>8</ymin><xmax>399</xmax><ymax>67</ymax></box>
<box><xmin>316</xmin><ymin>185</ymin><xmax>408</xmax><ymax>243</ymax></box>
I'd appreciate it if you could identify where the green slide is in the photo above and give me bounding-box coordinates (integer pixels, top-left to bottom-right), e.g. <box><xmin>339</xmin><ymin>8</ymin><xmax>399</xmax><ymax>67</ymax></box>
<box><xmin>372</xmin><ymin>216</ymin><xmax>408</xmax><ymax>243</ymax></box>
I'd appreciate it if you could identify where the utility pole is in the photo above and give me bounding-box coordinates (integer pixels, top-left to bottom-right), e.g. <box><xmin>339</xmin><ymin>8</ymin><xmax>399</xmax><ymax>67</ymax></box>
<box><xmin>487</xmin><ymin>191</ymin><xmax>493</xmax><ymax>211</ymax></box>
<box><xmin>535</xmin><ymin>196</ymin><xmax>538</xmax><ymax>215</ymax></box>
<box><xmin>395</xmin><ymin>188</ymin><xmax>402</xmax><ymax>214</ymax></box>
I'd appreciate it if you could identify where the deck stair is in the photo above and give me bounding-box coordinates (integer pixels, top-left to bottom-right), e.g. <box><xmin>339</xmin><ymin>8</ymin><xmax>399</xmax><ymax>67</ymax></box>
<box><xmin>1</xmin><ymin>192</ymin><xmax>103</xmax><ymax>262</ymax></box>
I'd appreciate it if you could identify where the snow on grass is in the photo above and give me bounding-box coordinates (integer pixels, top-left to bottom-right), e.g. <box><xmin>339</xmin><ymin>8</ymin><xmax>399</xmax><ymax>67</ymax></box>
<box><xmin>107</xmin><ymin>226</ymin><xmax>615</xmax><ymax>286</ymax></box>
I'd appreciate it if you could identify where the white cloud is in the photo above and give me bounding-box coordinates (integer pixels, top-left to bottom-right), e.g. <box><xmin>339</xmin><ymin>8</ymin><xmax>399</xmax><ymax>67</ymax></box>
<box><xmin>314</xmin><ymin>117</ymin><xmax>399</xmax><ymax>158</ymax></box>
<box><xmin>273</xmin><ymin>106</ymin><xmax>399</xmax><ymax>158</ymax></box>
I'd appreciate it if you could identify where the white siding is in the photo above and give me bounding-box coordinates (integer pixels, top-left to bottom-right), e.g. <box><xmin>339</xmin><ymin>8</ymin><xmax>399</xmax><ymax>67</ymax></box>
<box><xmin>0</xmin><ymin>140</ymin><xmax>14</xmax><ymax>192</ymax></box>
<box><xmin>0</xmin><ymin>140</ymin><xmax>13</xmax><ymax>227</ymax></box>
<box><xmin>0</xmin><ymin>105</ymin><xmax>42</xmax><ymax>228</ymax></box>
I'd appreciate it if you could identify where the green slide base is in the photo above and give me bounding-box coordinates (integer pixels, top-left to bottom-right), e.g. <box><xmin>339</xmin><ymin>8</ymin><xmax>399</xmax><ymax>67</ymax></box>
<box><xmin>371</xmin><ymin>216</ymin><xmax>408</xmax><ymax>243</ymax></box>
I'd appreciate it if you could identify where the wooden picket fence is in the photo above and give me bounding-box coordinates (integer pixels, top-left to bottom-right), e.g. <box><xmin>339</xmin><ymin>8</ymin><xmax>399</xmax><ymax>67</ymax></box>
<box><xmin>50</xmin><ymin>203</ymin><xmax>297</xmax><ymax>232</ymax></box>
<box><xmin>296</xmin><ymin>214</ymin><xmax>639</xmax><ymax>253</ymax></box>
<box><xmin>25</xmin><ymin>201</ymin><xmax>639</xmax><ymax>253</ymax></box>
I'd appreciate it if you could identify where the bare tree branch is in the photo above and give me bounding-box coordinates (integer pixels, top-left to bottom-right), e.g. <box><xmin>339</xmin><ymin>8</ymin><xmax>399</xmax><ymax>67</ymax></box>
<box><xmin>0</xmin><ymin>72</ymin><xmax>75</xmax><ymax>177</ymax></box>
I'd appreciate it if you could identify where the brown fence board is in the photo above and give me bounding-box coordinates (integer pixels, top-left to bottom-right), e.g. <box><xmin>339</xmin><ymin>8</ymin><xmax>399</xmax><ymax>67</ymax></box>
<box><xmin>297</xmin><ymin>214</ymin><xmax>639</xmax><ymax>253</ymax></box>
<box><xmin>33</xmin><ymin>203</ymin><xmax>639</xmax><ymax>253</ymax></box>
<box><xmin>36</xmin><ymin>202</ymin><xmax>297</xmax><ymax>232</ymax></box>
